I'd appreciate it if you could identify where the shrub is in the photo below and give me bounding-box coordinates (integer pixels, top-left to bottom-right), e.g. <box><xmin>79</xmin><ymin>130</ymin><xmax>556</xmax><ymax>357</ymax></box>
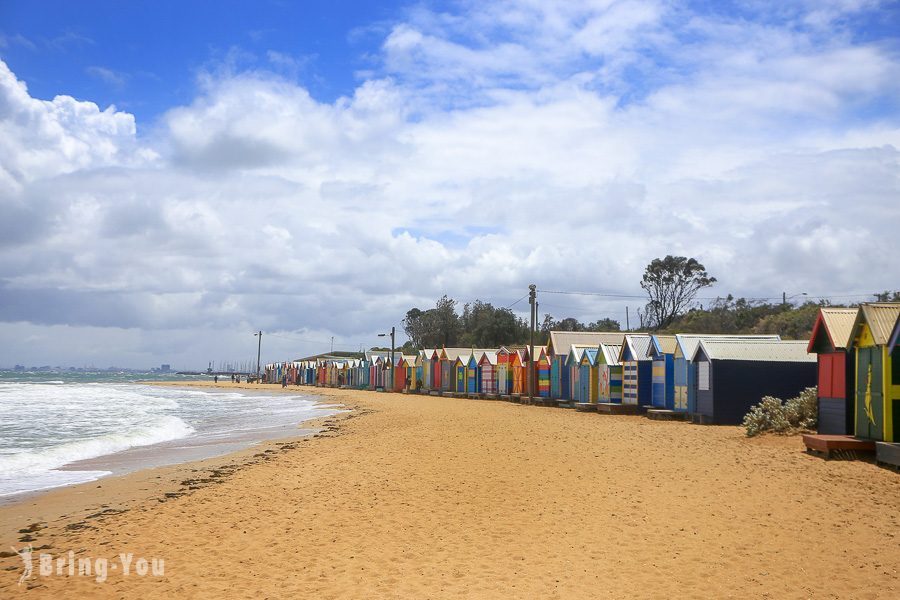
<box><xmin>743</xmin><ymin>387</ymin><xmax>817</xmax><ymax>437</ymax></box>
<box><xmin>783</xmin><ymin>387</ymin><xmax>818</xmax><ymax>430</ymax></box>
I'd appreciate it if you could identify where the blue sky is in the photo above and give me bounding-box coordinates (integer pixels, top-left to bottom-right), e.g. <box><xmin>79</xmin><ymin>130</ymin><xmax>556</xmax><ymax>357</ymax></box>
<box><xmin>6</xmin><ymin>1</ymin><xmax>897</xmax><ymax>124</ymax></box>
<box><xmin>0</xmin><ymin>0</ymin><xmax>397</xmax><ymax>122</ymax></box>
<box><xmin>1</xmin><ymin>0</ymin><xmax>899</xmax><ymax>368</ymax></box>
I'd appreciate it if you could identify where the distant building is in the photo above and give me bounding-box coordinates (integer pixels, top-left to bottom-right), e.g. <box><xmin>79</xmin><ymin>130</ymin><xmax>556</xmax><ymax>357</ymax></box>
<box><xmin>161</xmin><ymin>364</ymin><xmax>171</xmax><ymax>373</ymax></box>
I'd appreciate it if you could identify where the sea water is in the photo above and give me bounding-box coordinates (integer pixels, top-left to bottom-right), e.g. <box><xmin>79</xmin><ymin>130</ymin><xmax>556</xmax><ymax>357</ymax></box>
<box><xmin>0</xmin><ymin>371</ymin><xmax>337</xmax><ymax>499</ymax></box>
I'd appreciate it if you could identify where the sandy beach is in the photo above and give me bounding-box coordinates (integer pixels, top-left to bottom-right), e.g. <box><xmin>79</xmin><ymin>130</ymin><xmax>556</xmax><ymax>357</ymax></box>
<box><xmin>1</xmin><ymin>382</ymin><xmax>898</xmax><ymax>598</ymax></box>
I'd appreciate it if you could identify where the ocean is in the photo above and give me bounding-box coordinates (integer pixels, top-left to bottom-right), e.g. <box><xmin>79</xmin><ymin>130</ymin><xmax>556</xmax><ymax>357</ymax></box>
<box><xmin>0</xmin><ymin>371</ymin><xmax>338</xmax><ymax>500</ymax></box>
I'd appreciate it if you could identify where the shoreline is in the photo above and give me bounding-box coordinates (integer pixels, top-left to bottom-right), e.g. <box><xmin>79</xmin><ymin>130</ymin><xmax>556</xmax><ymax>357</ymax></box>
<box><xmin>2</xmin><ymin>383</ymin><xmax>898</xmax><ymax>598</ymax></box>
<box><xmin>0</xmin><ymin>382</ymin><xmax>351</xmax><ymax>545</ymax></box>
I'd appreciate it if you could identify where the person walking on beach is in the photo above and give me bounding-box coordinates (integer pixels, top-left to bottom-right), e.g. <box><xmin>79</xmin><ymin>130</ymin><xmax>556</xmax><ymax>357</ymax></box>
<box><xmin>281</xmin><ymin>375</ymin><xmax>287</xmax><ymax>388</ymax></box>
<box><xmin>214</xmin><ymin>375</ymin><xmax>218</xmax><ymax>383</ymax></box>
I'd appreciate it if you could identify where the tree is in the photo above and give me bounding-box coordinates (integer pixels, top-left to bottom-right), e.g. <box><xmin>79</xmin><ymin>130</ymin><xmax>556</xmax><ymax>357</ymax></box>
<box><xmin>874</xmin><ymin>291</ymin><xmax>900</xmax><ymax>302</ymax></box>
<box><xmin>752</xmin><ymin>302</ymin><xmax>821</xmax><ymax>339</ymax></box>
<box><xmin>459</xmin><ymin>301</ymin><xmax>528</xmax><ymax>347</ymax></box>
<box><xmin>586</xmin><ymin>318</ymin><xmax>621</xmax><ymax>332</ymax></box>
<box><xmin>640</xmin><ymin>255</ymin><xmax>716</xmax><ymax>330</ymax></box>
<box><xmin>540</xmin><ymin>315</ymin><xmax>621</xmax><ymax>334</ymax></box>
<box><xmin>402</xmin><ymin>308</ymin><xmax>427</xmax><ymax>349</ymax></box>
<box><xmin>402</xmin><ymin>296</ymin><xmax>461</xmax><ymax>349</ymax></box>
<box><xmin>433</xmin><ymin>295</ymin><xmax>461</xmax><ymax>346</ymax></box>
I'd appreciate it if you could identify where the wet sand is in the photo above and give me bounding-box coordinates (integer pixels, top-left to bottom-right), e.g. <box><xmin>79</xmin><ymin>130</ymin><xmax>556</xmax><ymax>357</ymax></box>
<box><xmin>1</xmin><ymin>382</ymin><xmax>898</xmax><ymax>598</ymax></box>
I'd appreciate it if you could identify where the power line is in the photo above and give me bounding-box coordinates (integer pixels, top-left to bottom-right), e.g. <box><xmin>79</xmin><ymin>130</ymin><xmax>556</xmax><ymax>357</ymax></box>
<box><xmin>539</xmin><ymin>289</ymin><xmax>646</xmax><ymax>299</ymax></box>
<box><xmin>538</xmin><ymin>289</ymin><xmax>883</xmax><ymax>302</ymax></box>
<box><xmin>504</xmin><ymin>293</ymin><xmax>530</xmax><ymax>309</ymax></box>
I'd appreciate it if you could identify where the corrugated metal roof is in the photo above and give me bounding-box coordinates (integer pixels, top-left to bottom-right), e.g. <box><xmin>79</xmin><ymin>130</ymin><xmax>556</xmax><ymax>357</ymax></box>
<box><xmin>441</xmin><ymin>348</ymin><xmax>473</xmax><ymax>361</ymax></box>
<box><xmin>620</xmin><ymin>335</ymin><xmax>652</xmax><ymax>362</ymax></box>
<box><xmin>694</xmin><ymin>339</ymin><xmax>816</xmax><ymax>363</ymax></box>
<box><xmin>649</xmin><ymin>335</ymin><xmax>678</xmax><ymax>357</ymax></box>
<box><xmin>599</xmin><ymin>343</ymin><xmax>622</xmax><ymax>366</ymax></box>
<box><xmin>816</xmin><ymin>308</ymin><xmax>858</xmax><ymax>350</ymax></box>
<box><xmin>857</xmin><ymin>303</ymin><xmax>900</xmax><ymax>346</ymax></box>
<box><xmin>548</xmin><ymin>331</ymin><xmax>625</xmax><ymax>356</ymax></box>
<box><xmin>566</xmin><ymin>343</ymin><xmax>600</xmax><ymax>363</ymax></box>
<box><xmin>526</xmin><ymin>345</ymin><xmax>548</xmax><ymax>360</ymax></box>
<box><xmin>674</xmin><ymin>334</ymin><xmax>781</xmax><ymax>360</ymax></box>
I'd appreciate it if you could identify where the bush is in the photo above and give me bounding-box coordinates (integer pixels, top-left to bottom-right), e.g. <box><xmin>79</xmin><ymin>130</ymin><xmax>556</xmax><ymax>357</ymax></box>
<box><xmin>783</xmin><ymin>387</ymin><xmax>818</xmax><ymax>430</ymax></box>
<box><xmin>743</xmin><ymin>387</ymin><xmax>817</xmax><ymax>437</ymax></box>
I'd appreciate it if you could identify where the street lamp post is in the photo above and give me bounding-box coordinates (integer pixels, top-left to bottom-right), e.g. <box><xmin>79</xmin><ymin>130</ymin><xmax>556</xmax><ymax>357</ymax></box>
<box><xmin>378</xmin><ymin>326</ymin><xmax>395</xmax><ymax>391</ymax></box>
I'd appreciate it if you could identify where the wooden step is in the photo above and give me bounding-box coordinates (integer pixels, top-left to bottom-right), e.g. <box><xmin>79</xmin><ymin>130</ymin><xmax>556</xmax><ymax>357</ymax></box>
<box><xmin>802</xmin><ymin>434</ymin><xmax>876</xmax><ymax>459</ymax></box>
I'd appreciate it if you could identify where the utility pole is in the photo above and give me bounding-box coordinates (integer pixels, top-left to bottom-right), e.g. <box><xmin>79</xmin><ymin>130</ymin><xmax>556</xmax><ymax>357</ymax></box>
<box><xmin>378</xmin><ymin>326</ymin><xmax>396</xmax><ymax>390</ymax></box>
<box><xmin>626</xmin><ymin>306</ymin><xmax>630</xmax><ymax>331</ymax></box>
<box><xmin>254</xmin><ymin>331</ymin><xmax>262</xmax><ymax>383</ymax></box>
<box><xmin>528</xmin><ymin>284</ymin><xmax>536</xmax><ymax>401</ymax></box>
<box><xmin>331</xmin><ymin>336</ymin><xmax>334</xmax><ymax>353</ymax></box>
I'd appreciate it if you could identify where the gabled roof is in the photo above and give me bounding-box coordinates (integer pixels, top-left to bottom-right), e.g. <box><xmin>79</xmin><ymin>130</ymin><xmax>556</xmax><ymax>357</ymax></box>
<box><xmin>807</xmin><ymin>308</ymin><xmax>858</xmax><ymax>352</ymax></box>
<box><xmin>477</xmin><ymin>350</ymin><xmax>498</xmax><ymax>365</ymax></box>
<box><xmin>524</xmin><ymin>345</ymin><xmax>548</xmax><ymax>361</ymax></box>
<box><xmin>507</xmin><ymin>348</ymin><xmax>527</xmax><ymax>364</ymax></box>
<box><xmin>440</xmin><ymin>347</ymin><xmax>473</xmax><ymax>361</ymax></box>
<box><xmin>582</xmin><ymin>348</ymin><xmax>598</xmax><ymax>366</ymax></box>
<box><xmin>674</xmin><ymin>334</ymin><xmax>781</xmax><ymax>361</ymax></box>
<box><xmin>598</xmin><ymin>343</ymin><xmax>622</xmax><ymax>366</ymax></box>
<box><xmin>648</xmin><ymin>335</ymin><xmax>678</xmax><ymax>358</ymax></box>
<box><xmin>619</xmin><ymin>335</ymin><xmax>652</xmax><ymax>362</ymax></box>
<box><xmin>548</xmin><ymin>331</ymin><xmax>625</xmax><ymax>356</ymax></box>
<box><xmin>853</xmin><ymin>303</ymin><xmax>900</xmax><ymax>346</ymax></box>
<box><xmin>566</xmin><ymin>343</ymin><xmax>598</xmax><ymax>365</ymax></box>
<box><xmin>693</xmin><ymin>339</ymin><xmax>816</xmax><ymax>363</ymax></box>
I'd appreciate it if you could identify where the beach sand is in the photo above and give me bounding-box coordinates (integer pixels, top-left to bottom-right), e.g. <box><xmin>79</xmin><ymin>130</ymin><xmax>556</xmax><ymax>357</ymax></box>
<box><xmin>1</xmin><ymin>382</ymin><xmax>898</xmax><ymax>598</ymax></box>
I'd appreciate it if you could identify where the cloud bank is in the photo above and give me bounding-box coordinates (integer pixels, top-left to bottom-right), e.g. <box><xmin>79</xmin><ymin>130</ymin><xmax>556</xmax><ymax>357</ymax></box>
<box><xmin>1</xmin><ymin>0</ymin><xmax>899</xmax><ymax>367</ymax></box>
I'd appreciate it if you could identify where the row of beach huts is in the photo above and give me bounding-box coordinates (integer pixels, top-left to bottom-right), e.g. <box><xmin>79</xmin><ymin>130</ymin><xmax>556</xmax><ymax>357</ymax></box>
<box><xmin>264</xmin><ymin>303</ymin><xmax>900</xmax><ymax>465</ymax></box>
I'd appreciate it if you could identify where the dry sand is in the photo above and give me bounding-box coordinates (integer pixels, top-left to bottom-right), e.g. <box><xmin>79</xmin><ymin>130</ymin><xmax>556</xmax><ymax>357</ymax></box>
<box><xmin>1</xmin><ymin>382</ymin><xmax>898</xmax><ymax>599</ymax></box>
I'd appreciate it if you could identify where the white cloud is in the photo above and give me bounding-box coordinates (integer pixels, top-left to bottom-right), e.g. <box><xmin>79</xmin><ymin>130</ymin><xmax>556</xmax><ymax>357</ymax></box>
<box><xmin>1</xmin><ymin>0</ymin><xmax>899</xmax><ymax>367</ymax></box>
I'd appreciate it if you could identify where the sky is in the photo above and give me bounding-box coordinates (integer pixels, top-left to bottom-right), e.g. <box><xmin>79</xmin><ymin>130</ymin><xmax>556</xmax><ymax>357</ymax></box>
<box><xmin>1</xmin><ymin>0</ymin><xmax>899</xmax><ymax>369</ymax></box>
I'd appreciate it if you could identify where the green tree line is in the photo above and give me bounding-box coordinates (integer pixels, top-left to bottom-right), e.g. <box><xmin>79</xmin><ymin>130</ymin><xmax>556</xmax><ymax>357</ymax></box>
<box><xmin>390</xmin><ymin>254</ymin><xmax>897</xmax><ymax>351</ymax></box>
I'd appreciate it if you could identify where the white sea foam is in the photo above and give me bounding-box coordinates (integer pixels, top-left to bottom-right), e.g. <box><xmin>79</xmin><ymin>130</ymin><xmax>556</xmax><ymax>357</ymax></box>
<box><xmin>0</xmin><ymin>378</ymin><xmax>336</xmax><ymax>498</ymax></box>
<box><xmin>0</xmin><ymin>415</ymin><xmax>195</xmax><ymax>476</ymax></box>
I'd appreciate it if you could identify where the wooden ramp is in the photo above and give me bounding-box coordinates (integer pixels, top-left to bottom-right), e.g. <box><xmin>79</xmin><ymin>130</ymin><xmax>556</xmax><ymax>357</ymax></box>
<box><xmin>646</xmin><ymin>409</ymin><xmax>688</xmax><ymax>421</ymax></box>
<box><xmin>876</xmin><ymin>442</ymin><xmax>900</xmax><ymax>468</ymax></box>
<box><xmin>802</xmin><ymin>434</ymin><xmax>876</xmax><ymax>460</ymax></box>
<box><xmin>596</xmin><ymin>402</ymin><xmax>641</xmax><ymax>415</ymax></box>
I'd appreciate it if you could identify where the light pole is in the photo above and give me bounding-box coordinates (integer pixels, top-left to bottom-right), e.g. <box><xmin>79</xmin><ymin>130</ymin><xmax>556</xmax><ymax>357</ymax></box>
<box><xmin>782</xmin><ymin>291</ymin><xmax>807</xmax><ymax>307</ymax></box>
<box><xmin>528</xmin><ymin>284</ymin><xmax>536</xmax><ymax>401</ymax></box>
<box><xmin>378</xmin><ymin>326</ymin><xmax>395</xmax><ymax>390</ymax></box>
